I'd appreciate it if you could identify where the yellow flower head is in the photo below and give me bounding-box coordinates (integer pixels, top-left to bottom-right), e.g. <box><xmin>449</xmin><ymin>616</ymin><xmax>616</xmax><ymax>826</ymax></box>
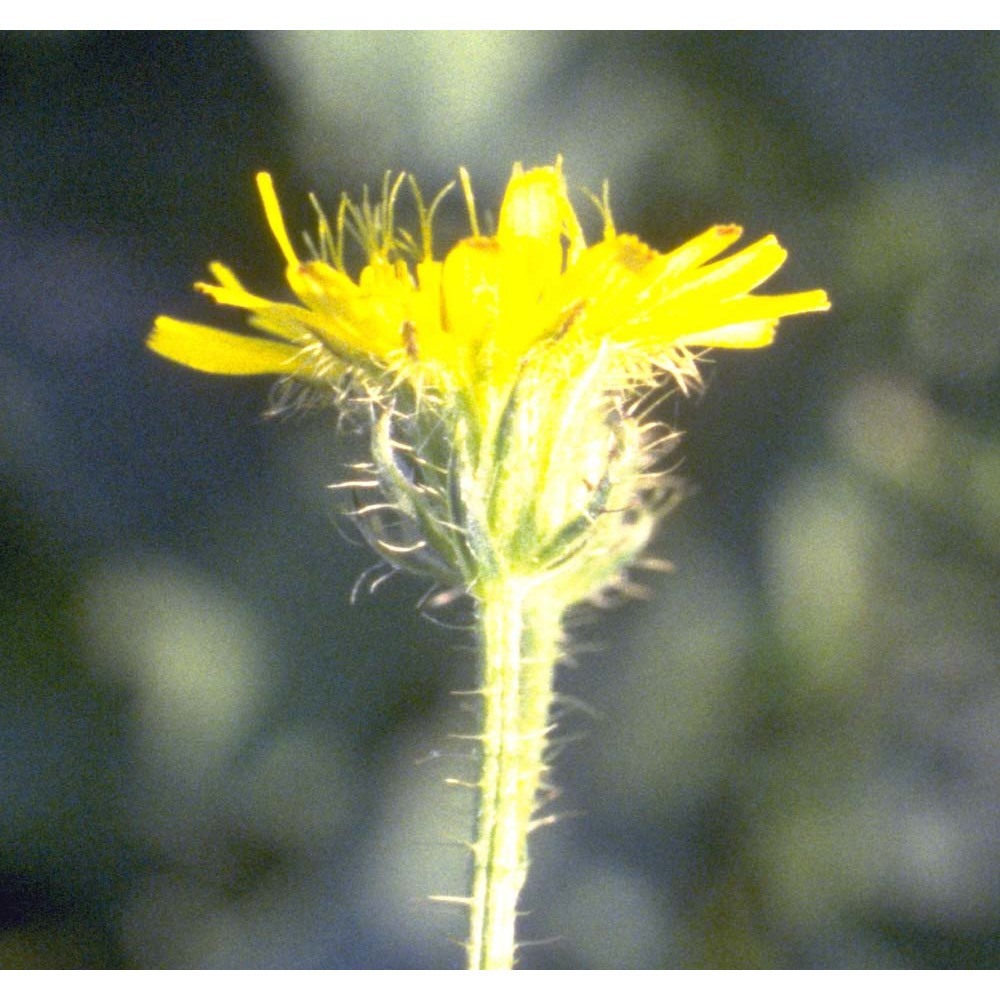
<box><xmin>149</xmin><ymin>161</ymin><xmax>829</xmax><ymax>594</ymax></box>
<box><xmin>150</xmin><ymin>160</ymin><xmax>828</xmax><ymax>405</ymax></box>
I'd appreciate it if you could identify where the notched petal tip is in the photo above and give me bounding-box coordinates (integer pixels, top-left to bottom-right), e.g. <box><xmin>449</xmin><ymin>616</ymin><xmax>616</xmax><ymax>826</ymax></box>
<box><xmin>808</xmin><ymin>289</ymin><xmax>833</xmax><ymax>312</ymax></box>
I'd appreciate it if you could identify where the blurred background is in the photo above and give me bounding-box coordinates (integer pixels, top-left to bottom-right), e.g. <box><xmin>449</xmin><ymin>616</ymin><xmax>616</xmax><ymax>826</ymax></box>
<box><xmin>0</xmin><ymin>31</ymin><xmax>997</xmax><ymax>969</ymax></box>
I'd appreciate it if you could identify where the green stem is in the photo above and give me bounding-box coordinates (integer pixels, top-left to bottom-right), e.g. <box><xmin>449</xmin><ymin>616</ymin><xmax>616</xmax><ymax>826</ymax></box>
<box><xmin>467</xmin><ymin>576</ymin><xmax>562</xmax><ymax>970</ymax></box>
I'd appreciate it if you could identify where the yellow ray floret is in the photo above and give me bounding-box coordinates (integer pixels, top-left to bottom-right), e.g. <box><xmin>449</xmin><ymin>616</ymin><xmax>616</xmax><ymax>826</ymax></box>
<box><xmin>148</xmin><ymin>317</ymin><xmax>303</xmax><ymax>376</ymax></box>
<box><xmin>148</xmin><ymin>161</ymin><xmax>830</xmax><ymax>400</ymax></box>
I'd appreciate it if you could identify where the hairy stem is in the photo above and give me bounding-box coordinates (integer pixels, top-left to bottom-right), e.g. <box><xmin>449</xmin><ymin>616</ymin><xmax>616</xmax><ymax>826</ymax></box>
<box><xmin>467</xmin><ymin>576</ymin><xmax>562</xmax><ymax>970</ymax></box>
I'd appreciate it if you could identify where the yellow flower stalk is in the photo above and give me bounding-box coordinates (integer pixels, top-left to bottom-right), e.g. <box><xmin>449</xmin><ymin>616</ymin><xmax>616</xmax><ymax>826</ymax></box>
<box><xmin>149</xmin><ymin>159</ymin><xmax>829</xmax><ymax>969</ymax></box>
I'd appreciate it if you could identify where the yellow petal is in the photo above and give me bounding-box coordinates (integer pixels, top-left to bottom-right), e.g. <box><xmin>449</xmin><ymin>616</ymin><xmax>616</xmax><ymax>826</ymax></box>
<box><xmin>498</xmin><ymin>165</ymin><xmax>566</xmax><ymax>244</ymax></box>
<box><xmin>650</xmin><ymin>225</ymin><xmax>745</xmax><ymax>281</ymax></box>
<box><xmin>289</xmin><ymin>259</ymin><xmax>361</xmax><ymax>317</ymax></box>
<box><xmin>442</xmin><ymin>237</ymin><xmax>501</xmax><ymax>342</ymax></box>
<box><xmin>148</xmin><ymin>317</ymin><xmax>302</xmax><ymax>375</ymax></box>
<box><xmin>669</xmin><ymin>235</ymin><xmax>788</xmax><ymax>299</ymax></box>
<box><xmin>196</xmin><ymin>263</ymin><xmax>285</xmax><ymax>314</ymax></box>
<box><xmin>497</xmin><ymin>162</ymin><xmax>584</xmax><ymax>293</ymax></box>
<box><xmin>678</xmin><ymin>319</ymin><xmax>779</xmax><ymax>349</ymax></box>
<box><xmin>256</xmin><ymin>172</ymin><xmax>299</xmax><ymax>268</ymax></box>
